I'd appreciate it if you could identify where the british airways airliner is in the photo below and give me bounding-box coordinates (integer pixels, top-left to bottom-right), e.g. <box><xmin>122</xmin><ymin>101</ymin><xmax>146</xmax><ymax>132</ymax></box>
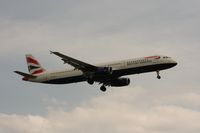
<box><xmin>15</xmin><ymin>51</ymin><xmax>177</xmax><ymax>92</ymax></box>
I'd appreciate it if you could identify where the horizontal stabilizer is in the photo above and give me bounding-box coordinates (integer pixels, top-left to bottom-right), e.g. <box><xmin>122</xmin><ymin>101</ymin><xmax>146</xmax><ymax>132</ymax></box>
<box><xmin>14</xmin><ymin>71</ymin><xmax>36</xmax><ymax>78</ymax></box>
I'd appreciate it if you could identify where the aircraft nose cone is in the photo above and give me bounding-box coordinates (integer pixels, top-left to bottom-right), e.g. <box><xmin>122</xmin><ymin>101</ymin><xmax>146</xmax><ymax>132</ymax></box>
<box><xmin>172</xmin><ymin>61</ymin><xmax>178</xmax><ymax>67</ymax></box>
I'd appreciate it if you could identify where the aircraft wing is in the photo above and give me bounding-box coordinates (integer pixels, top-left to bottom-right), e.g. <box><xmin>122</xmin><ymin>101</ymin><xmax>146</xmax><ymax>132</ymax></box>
<box><xmin>50</xmin><ymin>51</ymin><xmax>97</xmax><ymax>72</ymax></box>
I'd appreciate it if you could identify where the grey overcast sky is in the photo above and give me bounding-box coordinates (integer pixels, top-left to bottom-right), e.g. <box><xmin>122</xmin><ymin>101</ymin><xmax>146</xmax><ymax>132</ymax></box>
<box><xmin>0</xmin><ymin>0</ymin><xmax>200</xmax><ymax>133</ymax></box>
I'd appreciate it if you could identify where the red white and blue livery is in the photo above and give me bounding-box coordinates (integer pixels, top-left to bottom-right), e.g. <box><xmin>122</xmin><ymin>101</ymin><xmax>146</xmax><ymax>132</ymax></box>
<box><xmin>15</xmin><ymin>51</ymin><xmax>177</xmax><ymax>92</ymax></box>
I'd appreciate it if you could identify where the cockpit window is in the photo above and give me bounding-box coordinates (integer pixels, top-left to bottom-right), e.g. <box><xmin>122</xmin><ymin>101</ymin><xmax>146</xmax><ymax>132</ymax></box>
<box><xmin>163</xmin><ymin>56</ymin><xmax>171</xmax><ymax>59</ymax></box>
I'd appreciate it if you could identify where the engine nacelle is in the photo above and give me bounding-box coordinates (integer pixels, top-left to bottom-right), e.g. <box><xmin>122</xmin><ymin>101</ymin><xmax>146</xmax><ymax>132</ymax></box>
<box><xmin>95</xmin><ymin>67</ymin><xmax>113</xmax><ymax>75</ymax></box>
<box><xmin>110</xmin><ymin>78</ymin><xmax>130</xmax><ymax>87</ymax></box>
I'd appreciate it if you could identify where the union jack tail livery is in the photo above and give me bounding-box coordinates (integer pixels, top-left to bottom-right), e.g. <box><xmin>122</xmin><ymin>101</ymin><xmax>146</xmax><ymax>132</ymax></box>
<box><xmin>26</xmin><ymin>55</ymin><xmax>46</xmax><ymax>75</ymax></box>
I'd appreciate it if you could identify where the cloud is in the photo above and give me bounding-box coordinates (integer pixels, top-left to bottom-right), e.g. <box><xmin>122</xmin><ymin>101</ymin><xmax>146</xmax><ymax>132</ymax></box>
<box><xmin>0</xmin><ymin>87</ymin><xmax>200</xmax><ymax>133</ymax></box>
<box><xmin>156</xmin><ymin>93</ymin><xmax>200</xmax><ymax>109</ymax></box>
<box><xmin>1</xmin><ymin>0</ymin><xmax>200</xmax><ymax>64</ymax></box>
<box><xmin>0</xmin><ymin>0</ymin><xmax>200</xmax><ymax>126</ymax></box>
<box><xmin>1</xmin><ymin>0</ymin><xmax>200</xmax><ymax>56</ymax></box>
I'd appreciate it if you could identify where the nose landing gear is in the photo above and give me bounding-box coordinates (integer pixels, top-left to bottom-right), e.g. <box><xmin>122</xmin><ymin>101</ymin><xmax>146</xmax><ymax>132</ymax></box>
<box><xmin>156</xmin><ymin>71</ymin><xmax>161</xmax><ymax>79</ymax></box>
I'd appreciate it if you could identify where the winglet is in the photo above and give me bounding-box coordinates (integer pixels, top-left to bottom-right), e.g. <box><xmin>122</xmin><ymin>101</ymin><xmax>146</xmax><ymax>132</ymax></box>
<box><xmin>50</xmin><ymin>51</ymin><xmax>59</xmax><ymax>55</ymax></box>
<box><xmin>50</xmin><ymin>51</ymin><xmax>60</xmax><ymax>55</ymax></box>
<box><xmin>50</xmin><ymin>50</ymin><xmax>54</xmax><ymax>54</ymax></box>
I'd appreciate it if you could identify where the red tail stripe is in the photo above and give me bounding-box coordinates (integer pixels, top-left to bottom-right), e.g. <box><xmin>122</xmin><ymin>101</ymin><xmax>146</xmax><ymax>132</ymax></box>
<box><xmin>27</xmin><ymin>57</ymin><xmax>40</xmax><ymax>65</ymax></box>
<box><xmin>32</xmin><ymin>69</ymin><xmax>45</xmax><ymax>75</ymax></box>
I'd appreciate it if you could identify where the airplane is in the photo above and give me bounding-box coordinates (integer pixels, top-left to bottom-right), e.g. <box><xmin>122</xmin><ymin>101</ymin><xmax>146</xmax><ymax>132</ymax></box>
<box><xmin>14</xmin><ymin>51</ymin><xmax>177</xmax><ymax>92</ymax></box>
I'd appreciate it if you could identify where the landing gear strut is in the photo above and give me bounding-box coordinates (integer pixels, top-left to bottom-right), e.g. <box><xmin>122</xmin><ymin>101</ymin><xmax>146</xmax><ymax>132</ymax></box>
<box><xmin>156</xmin><ymin>71</ymin><xmax>161</xmax><ymax>79</ymax></box>
<box><xmin>100</xmin><ymin>85</ymin><xmax>106</xmax><ymax>92</ymax></box>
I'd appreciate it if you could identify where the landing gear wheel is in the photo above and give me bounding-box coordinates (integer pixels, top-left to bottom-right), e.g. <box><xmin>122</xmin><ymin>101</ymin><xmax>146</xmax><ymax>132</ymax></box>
<box><xmin>157</xmin><ymin>75</ymin><xmax>161</xmax><ymax>79</ymax></box>
<box><xmin>100</xmin><ymin>86</ymin><xmax>106</xmax><ymax>92</ymax></box>
<box><xmin>87</xmin><ymin>79</ymin><xmax>94</xmax><ymax>85</ymax></box>
<box><xmin>156</xmin><ymin>71</ymin><xmax>161</xmax><ymax>79</ymax></box>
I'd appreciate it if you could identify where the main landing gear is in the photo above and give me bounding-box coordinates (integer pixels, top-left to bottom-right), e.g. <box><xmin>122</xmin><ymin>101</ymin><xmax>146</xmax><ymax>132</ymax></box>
<box><xmin>156</xmin><ymin>71</ymin><xmax>161</xmax><ymax>79</ymax></box>
<box><xmin>87</xmin><ymin>79</ymin><xmax>94</xmax><ymax>85</ymax></box>
<box><xmin>87</xmin><ymin>79</ymin><xmax>107</xmax><ymax>92</ymax></box>
<box><xmin>100</xmin><ymin>85</ymin><xmax>106</xmax><ymax>92</ymax></box>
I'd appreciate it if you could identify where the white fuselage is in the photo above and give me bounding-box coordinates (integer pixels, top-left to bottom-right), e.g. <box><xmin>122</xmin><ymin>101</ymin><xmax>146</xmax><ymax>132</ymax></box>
<box><xmin>28</xmin><ymin>55</ymin><xmax>177</xmax><ymax>84</ymax></box>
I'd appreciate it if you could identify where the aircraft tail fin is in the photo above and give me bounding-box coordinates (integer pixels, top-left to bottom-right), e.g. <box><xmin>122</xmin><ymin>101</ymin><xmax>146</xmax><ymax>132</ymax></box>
<box><xmin>26</xmin><ymin>54</ymin><xmax>47</xmax><ymax>75</ymax></box>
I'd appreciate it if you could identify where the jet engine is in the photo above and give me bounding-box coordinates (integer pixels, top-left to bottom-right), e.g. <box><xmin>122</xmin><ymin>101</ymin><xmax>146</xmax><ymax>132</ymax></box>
<box><xmin>110</xmin><ymin>78</ymin><xmax>130</xmax><ymax>87</ymax></box>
